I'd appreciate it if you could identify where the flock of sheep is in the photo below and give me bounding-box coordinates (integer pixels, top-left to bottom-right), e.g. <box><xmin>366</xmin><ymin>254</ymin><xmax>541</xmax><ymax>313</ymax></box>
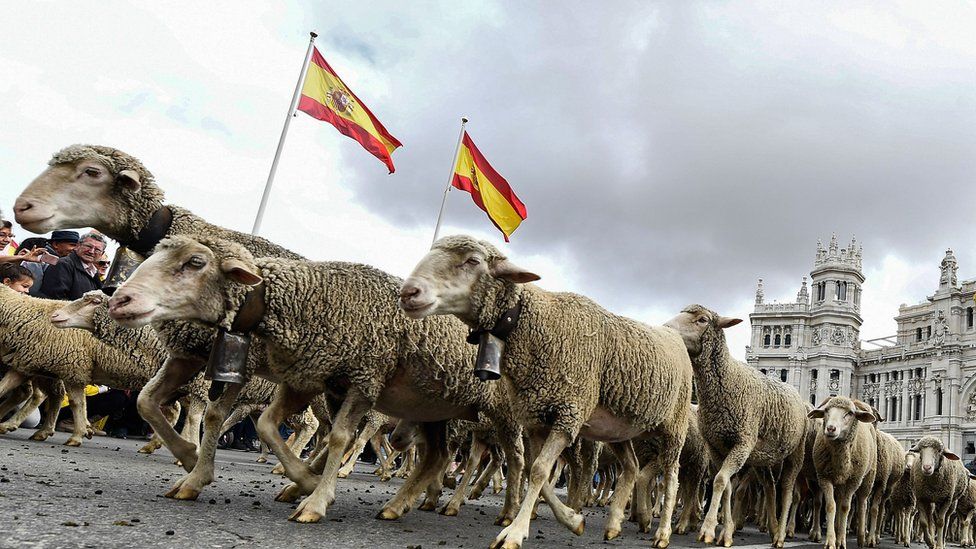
<box><xmin>0</xmin><ymin>144</ymin><xmax>973</xmax><ymax>549</ymax></box>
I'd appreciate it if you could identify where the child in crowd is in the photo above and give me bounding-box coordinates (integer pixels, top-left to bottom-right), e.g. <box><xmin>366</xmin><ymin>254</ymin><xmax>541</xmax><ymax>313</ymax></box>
<box><xmin>0</xmin><ymin>263</ymin><xmax>34</xmax><ymax>294</ymax></box>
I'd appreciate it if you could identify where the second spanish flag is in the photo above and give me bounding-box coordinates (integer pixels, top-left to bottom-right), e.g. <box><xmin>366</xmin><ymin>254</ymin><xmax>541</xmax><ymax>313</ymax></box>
<box><xmin>451</xmin><ymin>132</ymin><xmax>526</xmax><ymax>241</ymax></box>
<box><xmin>298</xmin><ymin>47</ymin><xmax>401</xmax><ymax>173</ymax></box>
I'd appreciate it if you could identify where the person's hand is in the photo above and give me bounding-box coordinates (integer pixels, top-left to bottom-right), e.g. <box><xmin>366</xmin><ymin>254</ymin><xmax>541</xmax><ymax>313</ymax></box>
<box><xmin>16</xmin><ymin>247</ymin><xmax>45</xmax><ymax>263</ymax></box>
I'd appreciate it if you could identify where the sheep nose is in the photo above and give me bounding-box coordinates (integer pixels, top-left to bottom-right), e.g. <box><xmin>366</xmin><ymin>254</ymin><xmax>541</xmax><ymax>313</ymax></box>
<box><xmin>399</xmin><ymin>284</ymin><xmax>421</xmax><ymax>303</ymax></box>
<box><xmin>826</xmin><ymin>425</ymin><xmax>836</xmax><ymax>434</ymax></box>
<box><xmin>13</xmin><ymin>197</ymin><xmax>33</xmax><ymax>215</ymax></box>
<box><xmin>923</xmin><ymin>464</ymin><xmax>933</xmax><ymax>473</ymax></box>
<box><xmin>108</xmin><ymin>293</ymin><xmax>132</xmax><ymax>313</ymax></box>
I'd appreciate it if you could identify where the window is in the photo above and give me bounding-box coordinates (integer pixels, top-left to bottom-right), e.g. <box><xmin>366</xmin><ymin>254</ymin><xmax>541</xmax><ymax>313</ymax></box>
<box><xmin>763</xmin><ymin>334</ymin><xmax>771</xmax><ymax>346</ymax></box>
<box><xmin>810</xmin><ymin>394</ymin><xmax>817</xmax><ymax>405</ymax></box>
<box><xmin>774</xmin><ymin>334</ymin><xmax>781</xmax><ymax>346</ymax></box>
<box><xmin>968</xmin><ymin>307</ymin><xmax>973</xmax><ymax>329</ymax></box>
<box><xmin>936</xmin><ymin>389</ymin><xmax>943</xmax><ymax>415</ymax></box>
<box><xmin>836</xmin><ymin>281</ymin><xmax>847</xmax><ymax>301</ymax></box>
<box><xmin>914</xmin><ymin>395</ymin><xmax>922</xmax><ymax>420</ymax></box>
<box><xmin>811</xmin><ymin>369</ymin><xmax>818</xmax><ymax>380</ymax></box>
<box><xmin>784</xmin><ymin>333</ymin><xmax>791</xmax><ymax>346</ymax></box>
<box><xmin>830</xmin><ymin>369</ymin><xmax>840</xmax><ymax>380</ymax></box>
<box><xmin>760</xmin><ymin>369</ymin><xmax>767</xmax><ymax>375</ymax></box>
<box><xmin>927</xmin><ymin>326</ymin><xmax>932</xmax><ymax>339</ymax></box>
<box><xmin>916</xmin><ymin>328</ymin><xmax>923</xmax><ymax>342</ymax></box>
<box><xmin>780</xmin><ymin>369</ymin><xmax>788</xmax><ymax>382</ymax></box>
<box><xmin>968</xmin><ymin>442</ymin><xmax>975</xmax><ymax>455</ymax></box>
<box><xmin>816</xmin><ymin>282</ymin><xmax>826</xmax><ymax>302</ymax></box>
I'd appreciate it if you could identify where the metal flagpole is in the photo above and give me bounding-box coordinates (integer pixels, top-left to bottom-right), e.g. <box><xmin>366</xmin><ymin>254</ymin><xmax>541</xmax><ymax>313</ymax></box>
<box><xmin>431</xmin><ymin>117</ymin><xmax>468</xmax><ymax>247</ymax></box>
<box><xmin>251</xmin><ymin>31</ymin><xmax>318</xmax><ymax>236</ymax></box>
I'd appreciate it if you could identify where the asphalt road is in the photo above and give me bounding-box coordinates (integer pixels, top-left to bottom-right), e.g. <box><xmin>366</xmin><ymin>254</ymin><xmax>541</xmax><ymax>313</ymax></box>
<box><xmin>0</xmin><ymin>430</ymin><xmax>898</xmax><ymax>549</ymax></box>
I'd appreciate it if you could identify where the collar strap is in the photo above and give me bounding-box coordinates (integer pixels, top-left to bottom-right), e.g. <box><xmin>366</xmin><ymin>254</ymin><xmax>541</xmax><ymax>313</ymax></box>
<box><xmin>128</xmin><ymin>206</ymin><xmax>173</xmax><ymax>256</ymax></box>
<box><xmin>231</xmin><ymin>282</ymin><xmax>267</xmax><ymax>333</ymax></box>
<box><xmin>466</xmin><ymin>302</ymin><xmax>522</xmax><ymax>344</ymax></box>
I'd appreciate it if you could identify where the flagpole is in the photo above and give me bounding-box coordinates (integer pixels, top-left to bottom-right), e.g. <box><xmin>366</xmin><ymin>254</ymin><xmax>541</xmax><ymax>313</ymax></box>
<box><xmin>252</xmin><ymin>31</ymin><xmax>318</xmax><ymax>236</ymax></box>
<box><xmin>431</xmin><ymin>117</ymin><xmax>468</xmax><ymax>247</ymax></box>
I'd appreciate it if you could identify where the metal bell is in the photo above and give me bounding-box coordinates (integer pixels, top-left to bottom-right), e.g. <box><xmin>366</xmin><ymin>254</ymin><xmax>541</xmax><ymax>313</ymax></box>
<box><xmin>473</xmin><ymin>332</ymin><xmax>504</xmax><ymax>382</ymax></box>
<box><xmin>100</xmin><ymin>246</ymin><xmax>145</xmax><ymax>296</ymax></box>
<box><xmin>205</xmin><ymin>329</ymin><xmax>250</xmax><ymax>392</ymax></box>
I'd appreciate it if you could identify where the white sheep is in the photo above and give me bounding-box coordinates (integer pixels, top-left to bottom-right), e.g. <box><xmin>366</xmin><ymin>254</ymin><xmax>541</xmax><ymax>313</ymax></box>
<box><xmin>910</xmin><ymin>436</ymin><xmax>968</xmax><ymax>549</ymax></box>
<box><xmin>808</xmin><ymin>396</ymin><xmax>878</xmax><ymax>549</ymax></box>
<box><xmin>666</xmin><ymin>305</ymin><xmax>808</xmax><ymax>548</ymax></box>
<box><xmin>399</xmin><ymin>235</ymin><xmax>693</xmax><ymax>549</ymax></box>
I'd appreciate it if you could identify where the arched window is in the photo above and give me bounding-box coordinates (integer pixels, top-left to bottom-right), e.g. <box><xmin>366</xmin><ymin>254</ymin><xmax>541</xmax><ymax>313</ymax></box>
<box><xmin>774</xmin><ymin>334</ymin><xmax>781</xmax><ymax>346</ymax></box>
<box><xmin>784</xmin><ymin>333</ymin><xmax>791</xmax><ymax>346</ymax></box>
<box><xmin>763</xmin><ymin>334</ymin><xmax>771</xmax><ymax>346</ymax></box>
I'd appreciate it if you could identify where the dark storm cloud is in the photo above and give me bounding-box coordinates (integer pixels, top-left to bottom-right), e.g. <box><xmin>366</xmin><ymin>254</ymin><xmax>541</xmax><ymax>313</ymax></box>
<box><xmin>312</xmin><ymin>2</ymin><xmax>976</xmax><ymax>316</ymax></box>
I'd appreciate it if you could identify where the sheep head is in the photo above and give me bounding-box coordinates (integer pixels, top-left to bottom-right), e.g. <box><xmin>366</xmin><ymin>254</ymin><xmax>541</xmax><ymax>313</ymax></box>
<box><xmin>108</xmin><ymin>235</ymin><xmax>261</xmax><ymax>329</ymax></box>
<box><xmin>664</xmin><ymin>305</ymin><xmax>741</xmax><ymax>357</ymax></box>
<box><xmin>14</xmin><ymin>145</ymin><xmax>162</xmax><ymax>236</ymax></box>
<box><xmin>399</xmin><ymin>234</ymin><xmax>539</xmax><ymax>326</ymax></box>
<box><xmin>50</xmin><ymin>290</ymin><xmax>109</xmax><ymax>331</ymax></box>
<box><xmin>909</xmin><ymin>435</ymin><xmax>959</xmax><ymax>476</ymax></box>
<box><xmin>807</xmin><ymin>396</ymin><xmax>875</xmax><ymax>442</ymax></box>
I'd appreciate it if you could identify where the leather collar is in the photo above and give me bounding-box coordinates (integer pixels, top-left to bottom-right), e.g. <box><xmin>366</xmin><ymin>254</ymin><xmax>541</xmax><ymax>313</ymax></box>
<box><xmin>128</xmin><ymin>206</ymin><xmax>173</xmax><ymax>256</ymax></box>
<box><xmin>466</xmin><ymin>302</ymin><xmax>522</xmax><ymax>345</ymax></box>
<box><xmin>231</xmin><ymin>282</ymin><xmax>267</xmax><ymax>333</ymax></box>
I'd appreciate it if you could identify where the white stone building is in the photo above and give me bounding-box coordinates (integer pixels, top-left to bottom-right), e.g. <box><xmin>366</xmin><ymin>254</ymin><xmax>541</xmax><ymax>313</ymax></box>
<box><xmin>746</xmin><ymin>235</ymin><xmax>976</xmax><ymax>460</ymax></box>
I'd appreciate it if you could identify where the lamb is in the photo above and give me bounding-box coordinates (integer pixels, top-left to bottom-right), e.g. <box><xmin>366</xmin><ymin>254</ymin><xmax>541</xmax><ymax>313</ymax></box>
<box><xmin>106</xmin><ymin>234</ymin><xmax>525</xmax><ymax>525</ymax></box>
<box><xmin>399</xmin><ymin>234</ymin><xmax>693</xmax><ymax>549</ymax></box>
<box><xmin>14</xmin><ymin>144</ymin><xmax>307</xmax><ymax>500</ymax></box>
<box><xmin>859</xmin><ymin>406</ymin><xmax>905</xmax><ymax>547</ymax></box>
<box><xmin>807</xmin><ymin>396</ymin><xmax>878</xmax><ymax>549</ymax></box>
<box><xmin>665</xmin><ymin>305</ymin><xmax>808</xmax><ymax>548</ymax></box>
<box><xmin>890</xmin><ymin>450</ymin><xmax>917</xmax><ymax>547</ymax></box>
<box><xmin>956</xmin><ymin>477</ymin><xmax>976</xmax><ymax>548</ymax></box>
<box><xmin>910</xmin><ymin>436</ymin><xmax>968</xmax><ymax>549</ymax></box>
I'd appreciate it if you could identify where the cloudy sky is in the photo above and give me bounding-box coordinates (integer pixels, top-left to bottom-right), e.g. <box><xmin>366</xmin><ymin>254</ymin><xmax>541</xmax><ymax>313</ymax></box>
<box><xmin>2</xmin><ymin>1</ymin><xmax>975</xmax><ymax>358</ymax></box>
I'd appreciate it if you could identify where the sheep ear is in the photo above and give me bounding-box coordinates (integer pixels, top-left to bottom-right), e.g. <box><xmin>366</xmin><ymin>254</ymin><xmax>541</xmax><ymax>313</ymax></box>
<box><xmin>118</xmin><ymin>169</ymin><xmax>142</xmax><ymax>192</ymax></box>
<box><xmin>807</xmin><ymin>408</ymin><xmax>825</xmax><ymax>419</ymax></box>
<box><xmin>489</xmin><ymin>259</ymin><xmax>541</xmax><ymax>284</ymax></box>
<box><xmin>854</xmin><ymin>410</ymin><xmax>877</xmax><ymax>423</ymax></box>
<box><xmin>717</xmin><ymin>317</ymin><xmax>742</xmax><ymax>329</ymax></box>
<box><xmin>221</xmin><ymin>259</ymin><xmax>263</xmax><ymax>287</ymax></box>
<box><xmin>944</xmin><ymin>451</ymin><xmax>961</xmax><ymax>461</ymax></box>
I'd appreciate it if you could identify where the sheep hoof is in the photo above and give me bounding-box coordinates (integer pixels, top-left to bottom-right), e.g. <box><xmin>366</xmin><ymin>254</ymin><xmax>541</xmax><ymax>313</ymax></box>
<box><xmin>494</xmin><ymin>515</ymin><xmax>513</xmax><ymax>527</ymax></box>
<box><xmin>64</xmin><ymin>438</ymin><xmax>82</xmax><ymax>447</ymax></box>
<box><xmin>289</xmin><ymin>509</ymin><xmax>323</xmax><ymax>523</ymax></box>
<box><xmin>439</xmin><ymin>505</ymin><xmax>459</xmax><ymax>517</ymax></box>
<box><xmin>137</xmin><ymin>445</ymin><xmax>155</xmax><ymax>454</ymax></box>
<box><xmin>270</xmin><ymin>464</ymin><xmax>285</xmax><ymax>475</ymax></box>
<box><xmin>275</xmin><ymin>484</ymin><xmax>302</xmax><ymax>503</ymax></box>
<box><xmin>654</xmin><ymin>536</ymin><xmax>671</xmax><ymax>549</ymax></box>
<box><xmin>604</xmin><ymin>528</ymin><xmax>620</xmax><ymax>541</ymax></box>
<box><xmin>418</xmin><ymin>500</ymin><xmax>437</xmax><ymax>512</ymax></box>
<box><xmin>639</xmin><ymin>521</ymin><xmax>652</xmax><ymax>534</ymax></box>
<box><xmin>255</xmin><ymin>456</ymin><xmax>268</xmax><ymax>464</ymax></box>
<box><xmin>375</xmin><ymin>508</ymin><xmax>401</xmax><ymax>521</ymax></box>
<box><xmin>0</xmin><ymin>424</ymin><xmax>13</xmax><ymax>434</ymax></box>
<box><xmin>337</xmin><ymin>471</ymin><xmax>350</xmax><ymax>479</ymax></box>
<box><xmin>173</xmin><ymin>487</ymin><xmax>201</xmax><ymax>501</ymax></box>
<box><xmin>500</xmin><ymin>541</ymin><xmax>521</xmax><ymax>549</ymax></box>
<box><xmin>572</xmin><ymin>517</ymin><xmax>585</xmax><ymax>536</ymax></box>
<box><xmin>29</xmin><ymin>430</ymin><xmax>53</xmax><ymax>441</ymax></box>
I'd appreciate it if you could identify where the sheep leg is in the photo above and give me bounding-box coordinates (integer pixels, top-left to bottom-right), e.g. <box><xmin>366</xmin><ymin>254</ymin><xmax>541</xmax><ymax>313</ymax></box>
<box><xmin>757</xmin><ymin>468</ymin><xmax>781</xmax><ymax>543</ymax></box>
<box><xmin>494</xmin><ymin>424</ymin><xmax>525</xmax><ymax>526</ymax></box>
<box><xmin>138</xmin><ymin>401</ymin><xmax>180</xmax><ymax>454</ymax></box>
<box><xmin>700</xmin><ymin>443</ymin><xmax>753</xmax><ymax>546</ymax></box>
<box><xmin>491</xmin><ymin>429</ymin><xmax>580</xmax><ymax>549</ymax></box>
<box><xmin>0</xmin><ymin>383</ymin><xmax>33</xmax><ymax>427</ymax></box>
<box><xmin>934</xmin><ymin>501</ymin><xmax>952</xmax><ymax>549</ymax></box>
<box><xmin>179</xmin><ymin>398</ymin><xmax>205</xmax><ymax>449</ymax></box>
<box><xmin>471</xmin><ymin>451</ymin><xmax>500</xmax><ymax>499</ymax></box>
<box><xmin>772</xmin><ymin>447</ymin><xmax>803</xmax><ymax>548</ymax></box>
<box><xmin>288</xmin><ymin>392</ymin><xmax>371</xmax><ymax>523</ymax></box>
<box><xmin>654</xmin><ymin>457</ymin><xmax>682</xmax><ymax>548</ymax></box>
<box><xmin>632</xmin><ymin>463</ymin><xmax>656</xmax><ymax>532</ymax></box>
<box><xmin>261</xmin><ymin>388</ymin><xmax>322</xmax><ymax>504</ymax></box>
<box><xmin>287</xmin><ymin>411</ymin><xmax>318</xmax><ymax>461</ymax></box>
<box><xmin>603</xmin><ymin>440</ymin><xmax>639</xmax><ymax>541</ymax></box>
<box><xmin>855</xmin><ymin>472</ymin><xmax>876</xmax><ymax>547</ymax></box>
<box><xmin>676</xmin><ymin>470</ymin><xmax>701</xmax><ymax>535</ymax></box>
<box><xmin>0</xmin><ymin>385</ymin><xmax>44</xmax><ymax>434</ymax></box>
<box><xmin>338</xmin><ymin>421</ymin><xmax>380</xmax><ymax>479</ymax></box>
<box><xmin>137</xmin><ymin>357</ymin><xmax>203</xmax><ymax>470</ymax></box>
<box><xmin>165</xmin><ymin>381</ymin><xmax>243</xmax><ymax>500</ymax></box>
<box><xmin>835</xmin><ymin>487</ymin><xmax>855</xmax><ymax>549</ymax></box>
<box><xmin>0</xmin><ymin>370</ymin><xmax>27</xmax><ymax>409</ymax></box>
<box><xmin>809</xmin><ymin>485</ymin><xmax>823</xmax><ymax>542</ymax></box>
<box><xmin>440</xmin><ymin>435</ymin><xmax>487</xmax><ymax>516</ymax></box>
<box><xmin>377</xmin><ymin>421</ymin><xmax>452</xmax><ymax>520</ymax></box>
<box><xmin>30</xmin><ymin>386</ymin><xmax>62</xmax><ymax>441</ymax></box>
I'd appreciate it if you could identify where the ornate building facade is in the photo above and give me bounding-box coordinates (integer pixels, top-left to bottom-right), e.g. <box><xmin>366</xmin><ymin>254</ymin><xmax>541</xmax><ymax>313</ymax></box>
<box><xmin>746</xmin><ymin>235</ymin><xmax>976</xmax><ymax>459</ymax></box>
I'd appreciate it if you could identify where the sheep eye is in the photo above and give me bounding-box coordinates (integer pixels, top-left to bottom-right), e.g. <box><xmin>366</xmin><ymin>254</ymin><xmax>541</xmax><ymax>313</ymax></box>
<box><xmin>697</xmin><ymin>317</ymin><xmax>708</xmax><ymax>324</ymax></box>
<box><xmin>184</xmin><ymin>256</ymin><xmax>207</xmax><ymax>270</ymax></box>
<box><xmin>84</xmin><ymin>168</ymin><xmax>100</xmax><ymax>177</ymax></box>
<box><xmin>464</xmin><ymin>257</ymin><xmax>480</xmax><ymax>267</ymax></box>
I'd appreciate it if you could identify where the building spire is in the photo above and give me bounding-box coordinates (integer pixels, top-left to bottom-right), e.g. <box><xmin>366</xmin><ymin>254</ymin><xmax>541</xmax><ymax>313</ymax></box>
<box><xmin>797</xmin><ymin>276</ymin><xmax>809</xmax><ymax>304</ymax></box>
<box><xmin>755</xmin><ymin>278</ymin><xmax>764</xmax><ymax>304</ymax></box>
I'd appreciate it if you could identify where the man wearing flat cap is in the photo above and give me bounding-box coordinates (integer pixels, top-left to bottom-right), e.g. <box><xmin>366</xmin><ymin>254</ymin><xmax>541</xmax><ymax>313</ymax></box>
<box><xmin>21</xmin><ymin>230</ymin><xmax>79</xmax><ymax>296</ymax></box>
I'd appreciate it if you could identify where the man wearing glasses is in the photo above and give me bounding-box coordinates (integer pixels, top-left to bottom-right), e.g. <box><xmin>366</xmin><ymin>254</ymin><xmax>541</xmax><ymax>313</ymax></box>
<box><xmin>39</xmin><ymin>232</ymin><xmax>105</xmax><ymax>300</ymax></box>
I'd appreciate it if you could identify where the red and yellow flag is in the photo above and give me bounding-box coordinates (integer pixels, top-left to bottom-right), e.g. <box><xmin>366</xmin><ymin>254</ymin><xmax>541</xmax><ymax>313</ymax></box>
<box><xmin>298</xmin><ymin>47</ymin><xmax>402</xmax><ymax>173</ymax></box>
<box><xmin>451</xmin><ymin>132</ymin><xmax>526</xmax><ymax>241</ymax></box>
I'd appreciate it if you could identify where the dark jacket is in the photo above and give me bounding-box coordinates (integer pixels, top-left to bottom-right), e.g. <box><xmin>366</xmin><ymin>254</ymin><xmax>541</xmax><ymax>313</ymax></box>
<box><xmin>38</xmin><ymin>251</ymin><xmax>102</xmax><ymax>300</ymax></box>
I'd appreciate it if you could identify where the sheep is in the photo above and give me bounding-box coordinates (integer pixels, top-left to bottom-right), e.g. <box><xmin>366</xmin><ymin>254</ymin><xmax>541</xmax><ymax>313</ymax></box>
<box><xmin>0</xmin><ymin>377</ymin><xmax>64</xmax><ymax>441</ymax></box>
<box><xmin>801</xmin><ymin>414</ymin><xmax>825</xmax><ymax>542</ymax></box>
<box><xmin>106</xmin><ymin>234</ymin><xmax>526</xmax><ymax>526</ymax></box>
<box><xmin>910</xmin><ymin>436</ymin><xmax>968</xmax><ymax>549</ymax></box>
<box><xmin>864</xmin><ymin>413</ymin><xmax>906</xmax><ymax>547</ymax></box>
<box><xmin>807</xmin><ymin>396</ymin><xmax>879</xmax><ymax>549</ymax></box>
<box><xmin>665</xmin><ymin>304</ymin><xmax>808</xmax><ymax>548</ymax></box>
<box><xmin>14</xmin><ymin>144</ymin><xmax>307</xmax><ymax>500</ymax></box>
<box><xmin>50</xmin><ymin>290</ymin><xmax>335</xmax><ymax>470</ymax></box>
<box><xmin>956</xmin><ymin>477</ymin><xmax>976</xmax><ymax>548</ymax></box>
<box><xmin>399</xmin><ymin>234</ymin><xmax>693</xmax><ymax>549</ymax></box>
<box><xmin>890</xmin><ymin>450</ymin><xmax>917</xmax><ymax>547</ymax></box>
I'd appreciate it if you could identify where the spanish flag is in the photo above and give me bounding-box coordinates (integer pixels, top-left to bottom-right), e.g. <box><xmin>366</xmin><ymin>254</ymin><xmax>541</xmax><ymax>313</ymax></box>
<box><xmin>298</xmin><ymin>47</ymin><xmax>401</xmax><ymax>173</ymax></box>
<box><xmin>451</xmin><ymin>132</ymin><xmax>526</xmax><ymax>241</ymax></box>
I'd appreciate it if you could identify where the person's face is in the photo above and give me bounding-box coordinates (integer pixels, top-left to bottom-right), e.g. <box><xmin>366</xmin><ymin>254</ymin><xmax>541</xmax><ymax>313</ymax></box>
<box><xmin>0</xmin><ymin>227</ymin><xmax>12</xmax><ymax>249</ymax></box>
<box><xmin>76</xmin><ymin>238</ymin><xmax>105</xmax><ymax>265</ymax></box>
<box><xmin>3</xmin><ymin>276</ymin><xmax>33</xmax><ymax>294</ymax></box>
<box><xmin>96</xmin><ymin>255</ymin><xmax>110</xmax><ymax>276</ymax></box>
<box><xmin>50</xmin><ymin>240</ymin><xmax>77</xmax><ymax>257</ymax></box>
